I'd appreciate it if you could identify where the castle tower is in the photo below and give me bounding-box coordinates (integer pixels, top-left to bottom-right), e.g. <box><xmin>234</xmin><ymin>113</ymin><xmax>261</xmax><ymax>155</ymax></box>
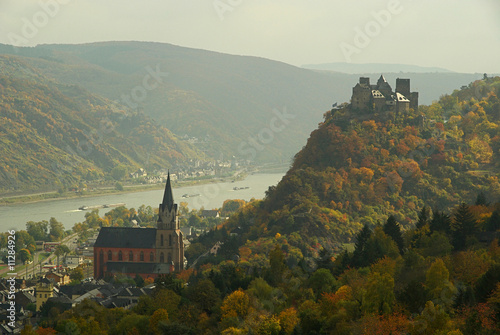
<box><xmin>395</xmin><ymin>78</ymin><xmax>411</xmax><ymax>98</ymax></box>
<box><xmin>376</xmin><ymin>75</ymin><xmax>393</xmax><ymax>97</ymax></box>
<box><xmin>351</xmin><ymin>77</ymin><xmax>372</xmax><ymax>110</ymax></box>
<box><xmin>156</xmin><ymin>172</ymin><xmax>184</xmax><ymax>272</ymax></box>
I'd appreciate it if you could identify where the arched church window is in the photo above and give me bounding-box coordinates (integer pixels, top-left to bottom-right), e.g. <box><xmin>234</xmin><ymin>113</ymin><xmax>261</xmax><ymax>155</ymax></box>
<box><xmin>169</xmin><ymin>234</ymin><xmax>172</xmax><ymax>246</ymax></box>
<box><xmin>150</xmin><ymin>252</ymin><xmax>154</xmax><ymax>262</ymax></box>
<box><xmin>108</xmin><ymin>251</ymin><xmax>112</xmax><ymax>261</ymax></box>
<box><xmin>118</xmin><ymin>251</ymin><xmax>123</xmax><ymax>261</ymax></box>
<box><xmin>161</xmin><ymin>234</ymin><xmax>164</xmax><ymax>246</ymax></box>
<box><xmin>129</xmin><ymin>251</ymin><xmax>133</xmax><ymax>261</ymax></box>
<box><xmin>140</xmin><ymin>251</ymin><xmax>144</xmax><ymax>261</ymax></box>
<box><xmin>160</xmin><ymin>252</ymin><xmax>164</xmax><ymax>263</ymax></box>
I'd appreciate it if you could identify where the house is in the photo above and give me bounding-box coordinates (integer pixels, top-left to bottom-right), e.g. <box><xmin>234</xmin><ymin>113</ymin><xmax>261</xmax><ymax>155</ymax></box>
<box><xmin>45</xmin><ymin>272</ymin><xmax>70</xmax><ymax>285</ymax></box>
<box><xmin>65</xmin><ymin>255</ymin><xmax>83</xmax><ymax>268</ymax></box>
<box><xmin>200</xmin><ymin>210</ymin><xmax>220</xmax><ymax>218</ymax></box>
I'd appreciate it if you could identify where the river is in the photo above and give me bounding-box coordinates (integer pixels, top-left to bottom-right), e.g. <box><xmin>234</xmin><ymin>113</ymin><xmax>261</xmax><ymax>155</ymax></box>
<box><xmin>0</xmin><ymin>173</ymin><xmax>285</xmax><ymax>232</ymax></box>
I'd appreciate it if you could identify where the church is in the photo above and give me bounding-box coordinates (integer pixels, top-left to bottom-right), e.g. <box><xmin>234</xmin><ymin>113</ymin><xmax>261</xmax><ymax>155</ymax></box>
<box><xmin>93</xmin><ymin>173</ymin><xmax>185</xmax><ymax>279</ymax></box>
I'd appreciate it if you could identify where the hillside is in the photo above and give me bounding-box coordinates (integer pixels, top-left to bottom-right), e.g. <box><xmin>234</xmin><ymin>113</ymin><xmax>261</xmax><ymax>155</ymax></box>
<box><xmin>0</xmin><ymin>56</ymin><xmax>203</xmax><ymax>194</ymax></box>
<box><xmin>217</xmin><ymin>76</ymin><xmax>500</xmax><ymax>257</ymax></box>
<box><xmin>0</xmin><ymin>42</ymin><xmax>486</xmax><ymax>163</ymax></box>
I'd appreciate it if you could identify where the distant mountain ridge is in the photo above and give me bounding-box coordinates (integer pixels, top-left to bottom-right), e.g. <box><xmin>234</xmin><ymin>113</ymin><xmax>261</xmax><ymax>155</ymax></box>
<box><xmin>0</xmin><ymin>42</ymin><xmax>487</xmax><ymax>165</ymax></box>
<box><xmin>302</xmin><ymin>62</ymin><xmax>453</xmax><ymax>74</ymax></box>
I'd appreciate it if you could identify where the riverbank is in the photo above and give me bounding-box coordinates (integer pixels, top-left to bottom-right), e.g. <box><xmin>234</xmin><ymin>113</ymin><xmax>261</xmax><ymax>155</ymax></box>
<box><xmin>0</xmin><ymin>169</ymin><xmax>252</xmax><ymax>206</ymax></box>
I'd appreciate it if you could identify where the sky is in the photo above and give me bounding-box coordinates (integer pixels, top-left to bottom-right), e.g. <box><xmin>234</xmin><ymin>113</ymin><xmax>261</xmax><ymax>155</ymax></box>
<box><xmin>0</xmin><ymin>0</ymin><xmax>499</xmax><ymax>73</ymax></box>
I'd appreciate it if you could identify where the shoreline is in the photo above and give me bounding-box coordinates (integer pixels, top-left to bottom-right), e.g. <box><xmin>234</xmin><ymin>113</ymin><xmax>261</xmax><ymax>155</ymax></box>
<box><xmin>0</xmin><ymin>170</ymin><xmax>251</xmax><ymax>207</ymax></box>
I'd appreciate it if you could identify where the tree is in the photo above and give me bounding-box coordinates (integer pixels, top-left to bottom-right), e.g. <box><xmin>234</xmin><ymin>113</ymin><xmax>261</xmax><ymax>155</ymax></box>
<box><xmin>485</xmin><ymin>209</ymin><xmax>500</xmax><ymax>232</ymax></box>
<box><xmin>352</xmin><ymin>224</ymin><xmax>372</xmax><ymax>267</ymax></box>
<box><xmin>70</xmin><ymin>267</ymin><xmax>84</xmax><ymax>282</ymax></box>
<box><xmin>362</xmin><ymin>271</ymin><xmax>395</xmax><ymax>314</ymax></box>
<box><xmin>19</xmin><ymin>248</ymin><xmax>32</xmax><ymax>264</ymax></box>
<box><xmin>26</xmin><ymin>220</ymin><xmax>48</xmax><ymax>241</ymax></box>
<box><xmin>111</xmin><ymin>165</ymin><xmax>127</xmax><ymax>181</ymax></box>
<box><xmin>416</xmin><ymin>206</ymin><xmax>430</xmax><ymax>229</ymax></box>
<box><xmin>55</xmin><ymin>244</ymin><xmax>70</xmax><ymax>272</ymax></box>
<box><xmin>186</xmin><ymin>279</ymin><xmax>221</xmax><ymax>313</ymax></box>
<box><xmin>149</xmin><ymin>308</ymin><xmax>169</xmax><ymax>335</ymax></box>
<box><xmin>475</xmin><ymin>191</ymin><xmax>489</xmax><ymax>206</ymax></box>
<box><xmin>308</xmin><ymin>269</ymin><xmax>337</xmax><ymax>298</ymax></box>
<box><xmin>430</xmin><ymin>209</ymin><xmax>452</xmax><ymax>234</ymax></box>
<box><xmin>220</xmin><ymin>289</ymin><xmax>250</xmax><ymax>321</ymax></box>
<box><xmin>268</xmin><ymin>244</ymin><xmax>287</xmax><ymax>285</ymax></box>
<box><xmin>49</xmin><ymin>217</ymin><xmax>65</xmax><ymax>241</ymax></box>
<box><xmin>363</xmin><ymin>226</ymin><xmax>400</xmax><ymax>266</ymax></box>
<box><xmin>425</xmin><ymin>258</ymin><xmax>456</xmax><ymax>309</ymax></box>
<box><xmin>451</xmin><ymin>203</ymin><xmax>477</xmax><ymax>250</ymax></box>
<box><xmin>383</xmin><ymin>215</ymin><xmax>404</xmax><ymax>254</ymax></box>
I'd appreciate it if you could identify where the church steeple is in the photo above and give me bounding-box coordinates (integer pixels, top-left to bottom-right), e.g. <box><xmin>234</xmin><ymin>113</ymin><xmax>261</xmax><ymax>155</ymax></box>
<box><xmin>161</xmin><ymin>171</ymin><xmax>174</xmax><ymax>212</ymax></box>
<box><xmin>157</xmin><ymin>171</ymin><xmax>178</xmax><ymax>230</ymax></box>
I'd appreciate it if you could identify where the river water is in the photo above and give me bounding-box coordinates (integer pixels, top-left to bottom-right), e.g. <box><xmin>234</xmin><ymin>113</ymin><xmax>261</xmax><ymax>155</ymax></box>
<box><xmin>0</xmin><ymin>173</ymin><xmax>285</xmax><ymax>232</ymax></box>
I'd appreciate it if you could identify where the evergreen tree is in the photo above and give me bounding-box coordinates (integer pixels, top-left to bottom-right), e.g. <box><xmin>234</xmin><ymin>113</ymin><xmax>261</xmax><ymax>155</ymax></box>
<box><xmin>430</xmin><ymin>209</ymin><xmax>452</xmax><ymax>234</ymax></box>
<box><xmin>485</xmin><ymin>209</ymin><xmax>500</xmax><ymax>232</ymax></box>
<box><xmin>451</xmin><ymin>203</ymin><xmax>477</xmax><ymax>250</ymax></box>
<box><xmin>416</xmin><ymin>206</ymin><xmax>430</xmax><ymax>229</ymax></box>
<box><xmin>351</xmin><ymin>224</ymin><xmax>372</xmax><ymax>267</ymax></box>
<box><xmin>383</xmin><ymin>215</ymin><xmax>405</xmax><ymax>254</ymax></box>
<box><xmin>475</xmin><ymin>191</ymin><xmax>489</xmax><ymax>206</ymax></box>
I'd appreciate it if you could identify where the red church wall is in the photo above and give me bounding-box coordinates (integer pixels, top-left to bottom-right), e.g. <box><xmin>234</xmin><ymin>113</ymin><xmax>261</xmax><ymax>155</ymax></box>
<box><xmin>94</xmin><ymin>246</ymin><xmax>156</xmax><ymax>279</ymax></box>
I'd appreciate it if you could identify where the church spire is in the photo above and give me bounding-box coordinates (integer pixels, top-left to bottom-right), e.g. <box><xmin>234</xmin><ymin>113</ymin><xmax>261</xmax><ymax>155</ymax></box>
<box><xmin>161</xmin><ymin>171</ymin><xmax>174</xmax><ymax>212</ymax></box>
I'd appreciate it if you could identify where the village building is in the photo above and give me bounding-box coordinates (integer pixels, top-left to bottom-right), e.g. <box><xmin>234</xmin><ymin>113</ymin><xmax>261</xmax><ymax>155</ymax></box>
<box><xmin>93</xmin><ymin>173</ymin><xmax>185</xmax><ymax>280</ymax></box>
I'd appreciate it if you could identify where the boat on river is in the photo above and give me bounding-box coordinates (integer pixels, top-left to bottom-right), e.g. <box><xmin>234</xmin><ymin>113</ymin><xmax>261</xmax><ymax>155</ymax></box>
<box><xmin>78</xmin><ymin>203</ymin><xmax>125</xmax><ymax>211</ymax></box>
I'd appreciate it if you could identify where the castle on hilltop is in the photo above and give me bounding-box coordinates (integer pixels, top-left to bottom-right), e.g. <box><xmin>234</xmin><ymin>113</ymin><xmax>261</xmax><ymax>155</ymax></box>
<box><xmin>351</xmin><ymin>75</ymin><xmax>418</xmax><ymax>114</ymax></box>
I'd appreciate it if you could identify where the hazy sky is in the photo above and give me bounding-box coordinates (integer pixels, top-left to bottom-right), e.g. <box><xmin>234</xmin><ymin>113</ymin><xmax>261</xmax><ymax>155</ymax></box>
<box><xmin>0</xmin><ymin>0</ymin><xmax>498</xmax><ymax>73</ymax></box>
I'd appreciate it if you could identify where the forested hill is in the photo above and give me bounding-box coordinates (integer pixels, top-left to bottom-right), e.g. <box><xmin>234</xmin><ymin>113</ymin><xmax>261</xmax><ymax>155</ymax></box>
<box><xmin>219</xmin><ymin>76</ymin><xmax>500</xmax><ymax>254</ymax></box>
<box><xmin>0</xmin><ymin>56</ymin><xmax>203</xmax><ymax>194</ymax></box>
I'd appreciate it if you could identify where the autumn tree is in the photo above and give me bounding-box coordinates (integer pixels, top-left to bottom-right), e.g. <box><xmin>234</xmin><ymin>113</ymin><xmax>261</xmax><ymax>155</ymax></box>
<box><xmin>220</xmin><ymin>289</ymin><xmax>250</xmax><ymax>327</ymax></box>
<box><xmin>149</xmin><ymin>308</ymin><xmax>169</xmax><ymax>335</ymax></box>
<box><xmin>425</xmin><ymin>259</ymin><xmax>456</xmax><ymax>309</ymax></box>
<box><xmin>362</xmin><ymin>271</ymin><xmax>395</xmax><ymax>314</ymax></box>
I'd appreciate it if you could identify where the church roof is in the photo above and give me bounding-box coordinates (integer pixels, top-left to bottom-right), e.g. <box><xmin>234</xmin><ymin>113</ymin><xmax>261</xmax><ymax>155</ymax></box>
<box><xmin>161</xmin><ymin>172</ymin><xmax>175</xmax><ymax>212</ymax></box>
<box><xmin>106</xmin><ymin>262</ymin><xmax>171</xmax><ymax>275</ymax></box>
<box><xmin>94</xmin><ymin>227</ymin><xmax>156</xmax><ymax>248</ymax></box>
